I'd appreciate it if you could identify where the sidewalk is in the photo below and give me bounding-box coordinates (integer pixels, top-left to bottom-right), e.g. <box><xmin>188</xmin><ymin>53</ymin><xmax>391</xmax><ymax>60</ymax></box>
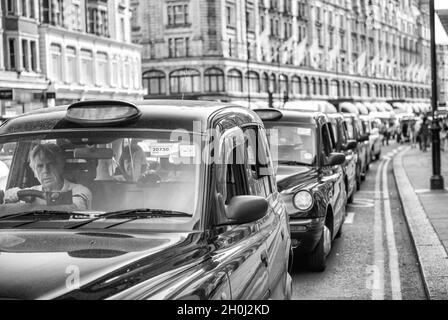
<box><xmin>393</xmin><ymin>145</ymin><xmax>448</xmax><ymax>300</ymax></box>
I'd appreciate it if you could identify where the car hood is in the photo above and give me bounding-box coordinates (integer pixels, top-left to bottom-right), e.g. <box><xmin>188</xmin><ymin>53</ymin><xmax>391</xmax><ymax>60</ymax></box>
<box><xmin>0</xmin><ymin>230</ymin><xmax>202</xmax><ymax>299</ymax></box>
<box><xmin>276</xmin><ymin>165</ymin><xmax>318</xmax><ymax>192</ymax></box>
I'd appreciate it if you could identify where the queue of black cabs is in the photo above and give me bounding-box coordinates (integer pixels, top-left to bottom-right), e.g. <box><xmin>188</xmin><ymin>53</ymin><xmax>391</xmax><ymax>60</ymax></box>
<box><xmin>0</xmin><ymin>100</ymin><xmax>292</xmax><ymax>300</ymax></box>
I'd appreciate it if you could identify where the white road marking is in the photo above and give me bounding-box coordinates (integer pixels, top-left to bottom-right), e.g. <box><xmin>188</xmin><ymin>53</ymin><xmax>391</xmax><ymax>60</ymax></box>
<box><xmin>372</xmin><ymin>161</ymin><xmax>385</xmax><ymax>300</ymax></box>
<box><xmin>348</xmin><ymin>198</ymin><xmax>374</xmax><ymax>208</ymax></box>
<box><xmin>382</xmin><ymin>156</ymin><xmax>391</xmax><ymax>160</ymax></box>
<box><xmin>344</xmin><ymin>212</ymin><xmax>355</xmax><ymax>224</ymax></box>
<box><xmin>382</xmin><ymin>159</ymin><xmax>403</xmax><ymax>300</ymax></box>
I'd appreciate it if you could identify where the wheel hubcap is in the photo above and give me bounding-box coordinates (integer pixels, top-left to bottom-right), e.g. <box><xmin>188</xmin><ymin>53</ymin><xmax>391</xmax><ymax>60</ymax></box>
<box><xmin>323</xmin><ymin>226</ymin><xmax>331</xmax><ymax>256</ymax></box>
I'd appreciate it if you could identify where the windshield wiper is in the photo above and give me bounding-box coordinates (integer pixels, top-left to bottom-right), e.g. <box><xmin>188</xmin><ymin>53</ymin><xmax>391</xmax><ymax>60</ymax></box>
<box><xmin>97</xmin><ymin>208</ymin><xmax>192</xmax><ymax>220</ymax></box>
<box><xmin>278</xmin><ymin>160</ymin><xmax>313</xmax><ymax>166</ymax></box>
<box><xmin>0</xmin><ymin>210</ymin><xmax>90</xmax><ymax>221</ymax></box>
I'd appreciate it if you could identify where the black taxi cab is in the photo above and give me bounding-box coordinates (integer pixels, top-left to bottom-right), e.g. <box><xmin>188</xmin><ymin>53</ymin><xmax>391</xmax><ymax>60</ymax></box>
<box><xmin>254</xmin><ymin>109</ymin><xmax>346</xmax><ymax>272</ymax></box>
<box><xmin>0</xmin><ymin>100</ymin><xmax>292</xmax><ymax>300</ymax></box>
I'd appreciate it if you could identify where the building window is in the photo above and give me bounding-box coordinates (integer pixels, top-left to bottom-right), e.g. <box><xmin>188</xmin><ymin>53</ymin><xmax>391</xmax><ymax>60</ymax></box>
<box><xmin>170</xmin><ymin>68</ymin><xmax>200</xmax><ymax>94</ymax></box>
<box><xmin>30</xmin><ymin>41</ymin><xmax>37</xmax><ymax>72</ymax></box>
<box><xmin>66</xmin><ymin>46</ymin><xmax>77</xmax><ymax>83</ymax></box>
<box><xmin>87</xmin><ymin>3</ymin><xmax>109</xmax><ymax>37</ymax></box>
<box><xmin>168</xmin><ymin>3</ymin><xmax>189</xmax><ymax>26</ymax></box>
<box><xmin>143</xmin><ymin>70</ymin><xmax>166</xmax><ymax>95</ymax></box>
<box><xmin>168</xmin><ymin>37</ymin><xmax>190</xmax><ymax>58</ymax></box>
<box><xmin>279</xmin><ymin>74</ymin><xmax>288</xmax><ymax>94</ymax></box>
<box><xmin>42</xmin><ymin>0</ymin><xmax>50</xmax><ymax>23</ymax></box>
<box><xmin>7</xmin><ymin>0</ymin><xmax>15</xmax><ymax>14</ymax></box>
<box><xmin>204</xmin><ymin>68</ymin><xmax>224</xmax><ymax>92</ymax></box>
<box><xmin>8</xmin><ymin>39</ymin><xmax>16</xmax><ymax>70</ymax></box>
<box><xmin>29</xmin><ymin>0</ymin><xmax>35</xmax><ymax>18</ymax></box>
<box><xmin>50</xmin><ymin>44</ymin><xmax>62</xmax><ymax>81</ymax></box>
<box><xmin>97</xmin><ymin>52</ymin><xmax>108</xmax><ymax>86</ymax></box>
<box><xmin>262</xmin><ymin>73</ymin><xmax>269</xmax><ymax>92</ymax></box>
<box><xmin>292</xmin><ymin>76</ymin><xmax>301</xmax><ymax>94</ymax></box>
<box><xmin>111</xmin><ymin>58</ymin><xmax>119</xmax><ymax>87</ymax></box>
<box><xmin>21</xmin><ymin>0</ymin><xmax>27</xmax><ymax>16</ymax></box>
<box><xmin>72</xmin><ymin>3</ymin><xmax>82</xmax><ymax>31</ymax></box>
<box><xmin>22</xmin><ymin>39</ymin><xmax>28</xmax><ymax>71</ymax></box>
<box><xmin>226</xmin><ymin>3</ymin><xmax>236</xmax><ymax>28</ymax></box>
<box><xmin>227</xmin><ymin>69</ymin><xmax>243</xmax><ymax>92</ymax></box>
<box><xmin>80</xmin><ymin>49</ymin><xmax>93</xmax><ymax>85</ymax></box>
<box><xmin>246</xmin><ymin>71</ymin><xmax>260</xmax><ymax>93</ymax></box>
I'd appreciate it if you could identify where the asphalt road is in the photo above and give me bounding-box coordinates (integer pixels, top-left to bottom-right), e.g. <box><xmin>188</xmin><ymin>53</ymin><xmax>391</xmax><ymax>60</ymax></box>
<box><xmin>291</xmin><ymin>141</ymin><xmax>428</xmax><ymax>300</ymax></box>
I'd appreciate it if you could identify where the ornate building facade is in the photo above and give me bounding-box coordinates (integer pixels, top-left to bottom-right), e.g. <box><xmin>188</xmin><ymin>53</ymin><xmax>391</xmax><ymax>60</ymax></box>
<box><xmin>0</xmin><ymin>0</ymin><xmax>143</xmax><ymax>117</ymax></box>
<box><xmin>133</xmin><ymin>0</ymin><xmax>431</xmax><ymax>104</ymax></box>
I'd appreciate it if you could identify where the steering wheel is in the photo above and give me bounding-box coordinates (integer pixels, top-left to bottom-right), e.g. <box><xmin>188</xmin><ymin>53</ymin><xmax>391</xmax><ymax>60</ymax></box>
<box><xmin>17</xmin><ymin>189</ymin><xmax>46</xmax><ymax>203</ymax></box>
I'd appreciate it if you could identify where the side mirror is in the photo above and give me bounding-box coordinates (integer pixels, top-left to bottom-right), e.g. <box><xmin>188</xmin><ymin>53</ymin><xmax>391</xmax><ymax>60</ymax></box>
<box><xmin>226</xmin><ymin>196</ymin><xmax>268</xmax><ymax>224</ymax></box>
<box><xmin>324</xmin><ymin>152</ymin><xmax>346</xmax><ymax>166</ymax></box>
<box><xmin>343</xmin><ymin>140</ymin><xmax>357</xmax><ymax>150</ymax></box>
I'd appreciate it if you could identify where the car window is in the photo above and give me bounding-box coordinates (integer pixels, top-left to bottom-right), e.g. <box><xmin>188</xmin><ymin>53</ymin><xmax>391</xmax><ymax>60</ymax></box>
<box><xmin>264</xmin><ymin>122</ymin><xmax>316</xmax><ymax>165</ymax></box>
<box><xmin>0</xmin><ymin>131</ymin><xmax>202</xmax><ymax>230</ymax></box>
<box><xmin>321</xmin><ymin>124</ymin><xmax>333</xmax><ymax>156</ymax></box>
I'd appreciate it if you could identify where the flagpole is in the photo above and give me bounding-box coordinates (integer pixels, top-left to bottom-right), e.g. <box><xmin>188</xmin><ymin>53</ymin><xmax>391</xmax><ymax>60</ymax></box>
<box><xmin>429</xmin><ymin>0</ymin><xmax>444</xmax><ymax>189</ymax></box>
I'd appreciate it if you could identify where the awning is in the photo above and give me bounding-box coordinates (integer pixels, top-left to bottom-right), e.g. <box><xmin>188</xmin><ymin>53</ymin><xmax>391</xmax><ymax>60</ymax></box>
<box><xmin>354</xmin><ymin>102</ymin><xmax>369</xmax><ymax>115</ymax></box>
<box><xmin>339</xmin><ymin>102</ymin><xmax>359</xmax><ymax>114</ymax></box>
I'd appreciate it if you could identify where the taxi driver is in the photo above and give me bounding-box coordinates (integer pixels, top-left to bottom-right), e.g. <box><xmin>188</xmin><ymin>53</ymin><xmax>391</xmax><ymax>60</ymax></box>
<box><xmin>4</xmin><ymin>143</ymin><xmax>92</xmax><ymax>210</ymax></box>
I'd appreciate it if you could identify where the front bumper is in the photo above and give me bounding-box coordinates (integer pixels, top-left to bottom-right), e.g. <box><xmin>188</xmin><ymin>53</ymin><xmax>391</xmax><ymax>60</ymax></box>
<box><xmin>289</xmin><ymin>217</ymin><xmax>325</xmax><ymax>254</ymax></box>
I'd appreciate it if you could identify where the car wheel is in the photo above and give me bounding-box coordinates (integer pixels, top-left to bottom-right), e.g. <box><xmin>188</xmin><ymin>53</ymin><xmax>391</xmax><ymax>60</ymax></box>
<box><xmin>356</xmin><ymin>169</ymin><xmax>361</xmax><ymax>190</ymax></box>
<box><xmin>307</xmin><ymin>225</ymin><xmax>331</xmax><ymax>272</ymax></box>
<box><xmin>347</xmin><ymin>190</ymin><xmax>354</xmax><ymax>204</ymax></box>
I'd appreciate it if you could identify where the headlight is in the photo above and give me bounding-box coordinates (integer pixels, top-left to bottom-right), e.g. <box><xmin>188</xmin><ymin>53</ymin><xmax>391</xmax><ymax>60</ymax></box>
<box><xmin>293</xmin><ymin>191</ymin><xmax>313</xmax><ymax>211</ymax></box>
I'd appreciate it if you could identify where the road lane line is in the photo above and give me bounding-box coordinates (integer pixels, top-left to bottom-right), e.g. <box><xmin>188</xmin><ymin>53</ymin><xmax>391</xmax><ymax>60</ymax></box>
<box><xmin>382</xmin><ymin>159</ymin><xmax>403</xmax><ymax>300</ymax></box>
<box><xmin>344</xmin><ymin>212</ymin><xmax>355</xmax><ymax>224</ymax></box>
<box><xmin>372</xmin><ymin>160</ymin><xmax>385</xmax><ymax>300</ymax></box>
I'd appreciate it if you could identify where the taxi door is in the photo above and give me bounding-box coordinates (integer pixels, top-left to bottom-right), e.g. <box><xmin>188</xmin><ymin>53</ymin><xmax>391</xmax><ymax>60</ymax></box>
<box><xmin>213</xmin><ymin>127</ymin><xmax>270</xmax><ymax>300</ymax></box>
<box><xmin>242</xmin><ymin>125</ymin><xmax>290</xmax><ymax>299</ymax></box>
<box><xmin>320</xmin><ymin>123</ymin><xmax>346</xmax><ymax>236</ymax></box>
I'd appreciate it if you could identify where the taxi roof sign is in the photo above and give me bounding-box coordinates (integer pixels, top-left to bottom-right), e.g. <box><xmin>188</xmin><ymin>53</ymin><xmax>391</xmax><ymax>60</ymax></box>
<box><xmin>66</xmin><ymin>100</ymin><xmax>141</xmax><ymax>126</ymax></box>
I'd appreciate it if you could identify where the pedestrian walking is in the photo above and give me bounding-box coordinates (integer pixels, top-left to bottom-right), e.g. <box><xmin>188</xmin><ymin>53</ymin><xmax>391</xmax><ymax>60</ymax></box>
<box><xmin>419</xmin><ymin>117</ymin><xmax>429</xmax><ymax>152</ymax></box>
<box><xmin>410</xmin><ymin>121</ymin><xmax>417</xmax><ymax>148</ymax></box>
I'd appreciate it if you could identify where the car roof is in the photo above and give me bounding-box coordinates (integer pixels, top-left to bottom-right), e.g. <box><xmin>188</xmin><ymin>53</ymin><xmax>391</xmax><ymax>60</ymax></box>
<box><xmin>0</xmin><ymin>100</ymin><xmax>261</xmax><ymax>135</ymax></box>
<box><xmin>256</xmin><ymin>108</ymin><xmax>327</xmax><ymax>125</ymax></box>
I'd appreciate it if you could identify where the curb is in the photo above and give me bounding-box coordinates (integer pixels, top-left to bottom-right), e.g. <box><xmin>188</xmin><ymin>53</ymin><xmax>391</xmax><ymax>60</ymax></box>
<box><xmin>393</xmin><ymin>146</ymin><xmax>448</xmax><ymax>300</ymax></box>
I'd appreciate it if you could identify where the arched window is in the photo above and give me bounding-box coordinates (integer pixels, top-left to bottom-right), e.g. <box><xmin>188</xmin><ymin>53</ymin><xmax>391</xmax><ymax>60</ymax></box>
<box><xmin>304</xmin><ymin>77</ymin><xmax>310</xmax><ymax>96</ymax></box>
<box><xmin>204</xmin><ymin>67</ymin><xmax>224</xmax><ymax>92</ymax></box>
<box><xmin>227</xmin><ymin>69</ymin><xmax>243</xmax><ymax>92</ymax></box>
<box><xmin>246</xmin><ymin>71</ymin><xmax>260</xmax><ymax>93</ymax></box>
<box><xmin>347</xmin><ymin>82</ymin><xmax>352</xmax><ymax>96</ymax></box>
<box><xmin>414</xmin><ymin>87</ymin><xmax>419</xmax><ymax>98</ymax></box>
<box><xmin>279</xmin><ymin>74</ymin><xmax>288</xmax><ymax>94</ymax></box>
<box><xmin>331</xmin><ymin>80</ymin><xmax>339</xmax><ymax>97</ymax></box>
<box><xmin>311</xmin><ymin>78</ymin><xmax>316</xmax><ymax>95</ymax></box>
<box><xmin>262</xmin><ymin>72</ymin><xmax>269</xmax><ymax>92</ymax></box>
<box><xmin>169</xmin><ymin>68</ymin><xmax>200</xmax><ymax>93</ymax></box>
<box><xmin>324</xmin><ymin>79</ymin><xmax>329</xmax><ymax>96</ymax></box>
<box><xmin>388</xmin><ymin>85</ymin><xmax>393</xmax><ymax>98</ymax></box>
<box><xmin>342</xmin><ymin>81</ymin><xmax>346</xmax><ymax>97</ymax></box>
<box><xmin>420</xmin><ymin>88</ymin><xmax>424</xmax><ymax>99</ymax></box>
<box><xmin>354</xmin><ymin>82</ymin><xmax>361</xmax><ymax>97</ymax></box>
<box><xmin>318</xmin><ymin>78</ymin><xmax>323</xmax><ymax>96</ymax></box>
<box><xmin>143</xmin><ymin>70</ymin><xmax>166</xmax><ymax>95</ymax></box>
<box><xmin>364</xmin><ymin>83</ymin><xmax>370</xmax><ymax>97</ymax></box>
<box><xmin>291</xmin><ymin>76</ymin><xmax>301</xmax><ymax>95</ymax></box>
<box><xmin>270</xmin><ymin>73</ymin><xmax>277</xmax><ymax>93</ymax></box>
<box><xmin>408</xmin><ymin>87</ymin><xmax>414</xmax><ymax>98</ymax></box>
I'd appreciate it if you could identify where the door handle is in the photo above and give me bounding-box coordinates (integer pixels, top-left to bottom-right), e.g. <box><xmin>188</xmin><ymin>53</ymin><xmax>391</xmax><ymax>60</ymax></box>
<box><xmin>260</xmin><ymin>251</ymin><xmax>268</xmax><ymax>267</ymax></box>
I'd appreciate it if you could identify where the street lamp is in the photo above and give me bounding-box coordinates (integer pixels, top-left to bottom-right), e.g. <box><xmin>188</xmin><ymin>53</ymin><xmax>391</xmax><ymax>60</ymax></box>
<box><xmin>429</xmin><ymin>0</ymin><xmax>444</xmax><ymax>189</ymax></box>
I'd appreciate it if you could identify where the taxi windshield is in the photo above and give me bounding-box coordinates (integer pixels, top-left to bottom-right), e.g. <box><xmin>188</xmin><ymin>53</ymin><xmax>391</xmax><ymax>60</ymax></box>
<box><xmin>0</xmin><ymin>130</ymin><xmax>202</xmax><ymax>229</ymax></box>
<box><xmin>264</xmin><ymin>123</ymin><xmax>316</xmax><ymax>166</ymax></box>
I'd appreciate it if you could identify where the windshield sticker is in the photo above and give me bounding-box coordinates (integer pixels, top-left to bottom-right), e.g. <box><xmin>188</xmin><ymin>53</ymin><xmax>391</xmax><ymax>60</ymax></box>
<box><xmin>150</xmin><ymin>143</ymin><xmax>178</xmax><ymax>157</ymax></box>
<box><xmin>179</xmin><ymin>145</ymin><xmax>196</xmax><ymax>157</ymax></box>
<box><xmin>303</xmin><ymin>152</ymin><xmax>313</xmax><ymax>160</ymax></box>
<box><xmin>297</xmin><ymin>128</ymin><xmax>311</xmax><ymax>136</ymax></box>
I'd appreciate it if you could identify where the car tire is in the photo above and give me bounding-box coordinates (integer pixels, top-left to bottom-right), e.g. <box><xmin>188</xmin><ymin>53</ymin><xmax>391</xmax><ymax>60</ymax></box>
<box><xmin>306</xmin><ymin>225</ymin><xmax>331</xmax><ymax>272</ymax></box>
<box><xmin>347</xmin><ymin>190</ymin><xmax>354</xmax><ymax>204</ymax></box>
<box><xmin>356</xmin><ymin>170</ymin><xmax>361</xmax><ymax>190</ymax></box>
<box><xmin>336</xmin><ymin>220</ymin><xmax>343</xmax><ymax>238</ymax></box>
<box><xmin>375</xmin><ymin>152</ymin><xmax>381</xmax><ymax>161</ymax></box>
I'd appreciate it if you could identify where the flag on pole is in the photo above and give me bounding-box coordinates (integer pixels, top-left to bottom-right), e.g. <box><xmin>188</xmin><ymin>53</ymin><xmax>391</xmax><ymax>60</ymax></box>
<box><xmin>308</xmin><ymin>39</ymin><xmax>320</xmax><ymax>69</ymax></box>
<box><xmin>356</xmin><ymin>51</ymin><xmax>367</xmax><ymax>75</ymax></box>
<box><xmin>295</xmin><ymin>36</ymin><xmax>308</xmax><ymax>66</ymax></box>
